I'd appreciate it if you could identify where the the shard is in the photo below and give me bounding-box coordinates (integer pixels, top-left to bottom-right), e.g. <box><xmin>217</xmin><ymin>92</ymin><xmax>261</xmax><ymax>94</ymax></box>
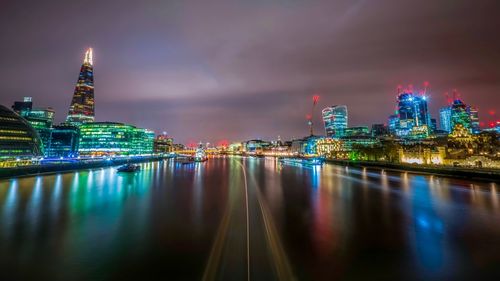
<box><xmin>66</xmin><ymin>48</ymin><xmax>95</xmax><ymax>126</ymax></box>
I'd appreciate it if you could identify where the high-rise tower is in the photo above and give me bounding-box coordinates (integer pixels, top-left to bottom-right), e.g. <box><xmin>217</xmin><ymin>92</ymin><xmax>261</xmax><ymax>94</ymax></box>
<box><xmin>66</xmin><ymin>48</ymin><xmax>95</xmax><ymax>126</ymax></box>
<box><xmin>322</xmin><ymin>105</ymin><xmax>348</xmax><ymax>138</ymax></box>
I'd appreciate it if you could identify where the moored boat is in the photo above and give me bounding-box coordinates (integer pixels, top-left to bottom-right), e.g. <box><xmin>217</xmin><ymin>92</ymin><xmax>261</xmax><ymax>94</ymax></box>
<box><xmin>117</xmin><ymin>163</ymin><xmax>141</xmax><ymax>172</ymax></box>
<box><xmin>194</xmin><ymin>143</ymin><xmax>208</xmax><ymax>162</ymax></box>
<box><xmin>279</xmin><ymin>157</ymin><xmax>324</xmax><ymax>166</ymax></box>
<box><xmin>176</xmin><ymin>156</ymin><xmax>195</xmax><ymax>164</ymax></box>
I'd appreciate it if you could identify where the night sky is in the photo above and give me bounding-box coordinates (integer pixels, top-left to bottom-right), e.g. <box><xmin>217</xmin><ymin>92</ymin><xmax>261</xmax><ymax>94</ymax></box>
<box><xmin>1</xmin><ymin>0</ymin><xmax>499</xmax><ymax>143</ymax></box>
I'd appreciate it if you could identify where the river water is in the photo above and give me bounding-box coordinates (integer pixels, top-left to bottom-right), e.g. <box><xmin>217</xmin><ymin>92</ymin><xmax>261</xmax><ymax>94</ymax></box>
<box><xmin>0</xmin><ymin>157</ymin><xmax>499</xmax><ymax>280</ymax></box>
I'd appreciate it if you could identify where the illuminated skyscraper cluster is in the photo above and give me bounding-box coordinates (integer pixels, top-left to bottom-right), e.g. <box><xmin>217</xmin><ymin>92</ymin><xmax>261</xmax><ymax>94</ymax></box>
<box><xmin>390</xmin><ymin>90</ymin><xmax>432</xmax><ymax>138</ymax></box>
<box><xmin>439</xmin><ymin>98</ymin><xmax>478</xmax><ymax>134</ymax></box>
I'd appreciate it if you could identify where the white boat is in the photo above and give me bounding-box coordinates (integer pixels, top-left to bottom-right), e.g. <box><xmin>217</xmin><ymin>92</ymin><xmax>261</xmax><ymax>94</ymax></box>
<box><xmin>194</xmin><ymin>144</ymin><xmax>208</xmax><ymax>162</ymax></box>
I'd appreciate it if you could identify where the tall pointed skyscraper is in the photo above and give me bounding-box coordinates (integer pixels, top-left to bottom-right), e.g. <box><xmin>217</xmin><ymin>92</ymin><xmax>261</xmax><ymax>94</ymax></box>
<box><xmin>66</xmin><ymin>48</ymin><xmax>95</xmax><ymax>126</ymax></box>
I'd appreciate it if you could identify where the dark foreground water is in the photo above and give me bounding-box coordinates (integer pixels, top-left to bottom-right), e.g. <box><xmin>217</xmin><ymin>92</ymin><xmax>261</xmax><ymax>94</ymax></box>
<box><xmin>0</xmin><ymin>157</ymin><xmax>499</xmax><ymax>281</ymax></box>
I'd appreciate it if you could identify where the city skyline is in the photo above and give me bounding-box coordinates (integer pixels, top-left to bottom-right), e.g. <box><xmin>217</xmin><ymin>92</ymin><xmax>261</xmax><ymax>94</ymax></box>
<box><xmin>1</xmin><ymin>1</ymin><xmax>499</xmax><ymax>143</ymax></box>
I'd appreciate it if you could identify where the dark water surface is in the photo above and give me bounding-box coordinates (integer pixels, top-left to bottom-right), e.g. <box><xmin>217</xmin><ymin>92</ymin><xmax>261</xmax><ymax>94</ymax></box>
<box><xmin>1</xmin><ymin>157</ymin><xmax>499</xmax><ymax>280</ymax></box>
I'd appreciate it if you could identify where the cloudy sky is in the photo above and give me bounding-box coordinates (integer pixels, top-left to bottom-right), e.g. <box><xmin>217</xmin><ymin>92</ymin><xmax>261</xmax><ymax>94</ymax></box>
<box><xmin>1</xmin><ymin>0</ymin><xmax>499</xmax><ymax>143</ymax></box>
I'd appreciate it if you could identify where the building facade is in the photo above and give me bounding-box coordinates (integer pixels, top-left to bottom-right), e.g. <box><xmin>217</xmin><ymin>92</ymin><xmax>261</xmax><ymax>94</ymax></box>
<box><xmin>439</xmin><ymin>106</ymin><xmax>452</xmax><ymax>133</ymax></box>
<box><xmin>46</xmin><ymin>125</ymin><xmax>80</xmax><ymax>158</ymax></box>
<box><xmin>153</xmin><ymin>133</ymin><xmax>174</xmax><ymax>154</ymax></box>
<box><xmin>322</xmin><ymin>105</ymin><xmax>348</xmax><ymax>138</ymax></box>
<box><xmin>66</xmin><ymin>48</ymin><xmax>95</xmax><ymax>126</ymax></box>
<box><xmin>78</xmin><ymin>122</ymin><xmax>154</xmax><ymax>156</ymax></box>
<box><xmin>393</xmin><ymin>92</ymin><xmax>431</xmax><ymax>138</ymax></box>
<box><xmin>450</xmin><ymin>99</ymin><xmax>472</xmax><ymax>133</ymax></box>
<box><xmin>12</xmin><ymin>97</ymin><xmax>55</xmax><ymax>153</ymax></box>
<box><xmin>345</xmin><ymin>126</ymin><xmax>370</xmax><ymax>137</ymax></box>
<box><xmin>371</xmin><ymin>124</ymin><xmax>389</xmax><ymax>137</ymax></box>
<box><xmin>468</xmin><ymin>106</ymin><xmax>480</xmax><ymax>134</ymax></box>
<box><xmin>0</xmin><ymin>105</ymin><xmax>42</xmax><ymax>167</ymax></box>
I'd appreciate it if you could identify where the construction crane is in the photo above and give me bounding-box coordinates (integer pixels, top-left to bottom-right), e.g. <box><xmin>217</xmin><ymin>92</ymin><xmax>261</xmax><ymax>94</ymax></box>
<box><xmin>307</xmin><ymin>95</ymin><xmax>320</xmax><ymax>136</ymax></box>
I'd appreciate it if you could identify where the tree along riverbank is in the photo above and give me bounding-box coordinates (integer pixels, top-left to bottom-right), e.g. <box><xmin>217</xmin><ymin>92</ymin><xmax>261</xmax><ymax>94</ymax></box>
<box><xmin>326</xmin><ymin>159</ymin><xmax>500</xmax><ymax>182</ymax></box>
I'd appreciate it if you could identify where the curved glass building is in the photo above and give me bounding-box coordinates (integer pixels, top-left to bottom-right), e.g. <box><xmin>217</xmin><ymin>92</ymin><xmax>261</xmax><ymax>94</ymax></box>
<box><xmin>78</xmin><ymin>122</ymin><xmax>154</xmax><ymax>156</ymax></box>
<box><xmin>0</xmin><ymin>105</ymin><xmax>43</xmax><ymax>167</ymax></box>
<box><xmin>322</xmin><ymin>105</ymin><xmax>348</xmax><ymax>138</ymax></box>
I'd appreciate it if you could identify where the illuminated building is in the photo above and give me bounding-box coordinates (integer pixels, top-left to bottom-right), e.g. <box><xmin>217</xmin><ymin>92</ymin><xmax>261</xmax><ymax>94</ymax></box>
<box><xmin>154</xmin><ymin>132</ymin><xmax>174</xmax><ymax>154</ymax></box>
<box><xmin>299</xmin><ymin>135</ymin><xmax>322</xmax><ymax>156</ymax></box>
<box><xmin>315</xmin><ymin>138</ymin><xmax>346</xmax><ymax>158</ymax></box>
<box><xmin>46</xmin><ymin>125</ymin><xmax>79</xmax><ymax>158</ymax></box>
<box><xmin>340</xmin><ymin>136</ymin><xmax>378</xmax><ymax>152</ymax></box>
<box><xmin>345</xmin><ymin>126</ymin><xmax>370</xmax><ymax>137</ymax></box>
<box><xmin>468</xmin><ymin>106</ymin><xmax>480</xmax><ymax>134</ymax></box>
<box><xmin>171</xmin><ymin>144</ymin><xmax>185</xmax><ymax>152</ymax></box>
<box><xmin>431</xmin><ymin>118</ymin><xmax>437</xmax><ymax>132</ymax></box>
<box><xmin>393</xmin><ymin>92</ymin><xmax>431</xmax><ymax>138</ymax></box>
<box><xmin>439</xmin><ymin>106</ymin><xmax>452</xmax><ymax>133</ymax></box>
<box><xmin>12</xmin><ymin>96</ymin><xmax>33</xmax><ymax>114</ymax></box>
<box><xmin>398</xmin><ymin>146</ymin><xmax>446</xmax><ymax>165</ymax></box>
<box><xmin>371</xmin><ymin>124</ymin><xmax>389</xmax><ymax>137</ymax></box>
<box><xmin>78</xmin><ymin>122</ymin><xmax>154</xmax><ymax>156</ymax></box>
<box><xmin>0</xmin><ymin>105</ymin><xmax>42</xmax><ymax>167</ymax></box>
<box><xmin>243</xmin><ymin>139</ymin><xmax>272</xmax><ymax>155</ymax></box>
<box><xmin>228</xmin><ymin>142</ymin><xmax>243</xmax><ymax>154</ymax></box>
<box><xmin>322</xmin><ymin>105</ymin><xmax>348</xmax><ymax>138</ymax></box>
<box><xmin>12</xmin><ymin>97</ymin><xmax>55</xmax><ymax>153</ymax></box>
<box><xmin>450</xmin><ymin>99</ymin><xmax>472</xmax><ymax>133</ymax></box>
<box><xmin>388</xmin><ymin>114</ymin><xmax>399</xmax><ymax>135</ymax></box>
<box><xmin>449</xmin><ymin>123</ymin><xmax>473</xmax><ymax>139</ymax></box>
<box><xmin>66</xmin><ymin>48</ymin><xmax>95</xmax><ymax>126</ymax></box>
<box><xmin>290</xmin><ymin>136</ymin><xmax>318</xmax><ymax>156</ymax></box>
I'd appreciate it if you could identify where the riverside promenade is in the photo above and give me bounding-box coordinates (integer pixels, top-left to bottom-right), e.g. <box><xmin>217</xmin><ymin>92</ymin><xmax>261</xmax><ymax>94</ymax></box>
<box><xmin>0</xmin><ymin>155</ymin><xmax>170</xmax><ymax>179</ymax></box>
<box><xmin>327</xmin><ymin>159</ymin><xmax>500</xmax><ymax>182</ymax></box>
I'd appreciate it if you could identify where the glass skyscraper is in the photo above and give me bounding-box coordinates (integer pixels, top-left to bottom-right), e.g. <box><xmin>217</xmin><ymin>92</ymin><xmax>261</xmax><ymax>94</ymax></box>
<box><xmin>322</xmin><ymin>105</ymin><xmax>348</xmax><ymax>138</ymax></box>
<box><xmin>440</xmin><ymin>99</ymin><xmax>478</xmax><ymax>134</ymax></box>
<box><xmin>450</xmin><ymin>99</ymin><xmax>472</xmax><ymax>133</ymax></box>
<box><xmin>439</xmin><ymin>106</ymin><xmax>452</xmax><ymax>133</ymax></box>
<box><xmin>391</xmin><ymin>92</ymin><xmax>431</xmax><ymax>138</ymax></box>
<box><xmin>468</xmin><ymin>106</ymin><xmax>480</xmax><ymax>134</ymax></box>
<box><xmin>66</xmin><ymin>48</ymin><xmax>95</xmax><ymax>126</ymax></box>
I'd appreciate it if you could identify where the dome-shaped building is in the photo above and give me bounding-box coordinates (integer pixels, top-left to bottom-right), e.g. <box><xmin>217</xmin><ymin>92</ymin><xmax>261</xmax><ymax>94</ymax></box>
<box><xmin>0</xmin><ymin>104</ymin><xmax>43</xmax><ymax>167</ymax></box>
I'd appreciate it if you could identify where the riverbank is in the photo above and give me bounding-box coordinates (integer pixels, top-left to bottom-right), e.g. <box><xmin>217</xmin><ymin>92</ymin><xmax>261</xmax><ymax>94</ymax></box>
<box><xmin>0</xmin><ymin>156</ymin><xmax>170</xmax><ymax>179</ymax></box>
<box><xmin>326</xmin><ymin>159</ymin><xmax>500</xmax><ymax>182</ymax></box>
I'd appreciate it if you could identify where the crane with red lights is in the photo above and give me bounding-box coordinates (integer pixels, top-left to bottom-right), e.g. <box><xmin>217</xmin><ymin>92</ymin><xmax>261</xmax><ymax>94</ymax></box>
<box><xmin>307</xmin><ymin>95</ymin><xmax>320</xmax><ymax>136</ymax></box>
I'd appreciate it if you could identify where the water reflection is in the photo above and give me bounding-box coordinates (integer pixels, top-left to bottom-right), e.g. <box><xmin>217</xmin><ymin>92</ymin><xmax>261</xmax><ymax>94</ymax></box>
<box><xmin>0</xmin><ymin>159</ymin><xmax>499</xmax><ymax>280</ymax></box>
<box><xmin>274</xmin><ymin>162</ymin><xmax>500</xmax><ymax>280</ymax></box>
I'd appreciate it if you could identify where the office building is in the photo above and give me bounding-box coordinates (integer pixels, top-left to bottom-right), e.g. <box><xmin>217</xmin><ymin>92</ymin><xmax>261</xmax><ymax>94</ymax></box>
<box><xmin>46</xmin><ymin>125</ymin><xmax>80</xmax><ymax>158</ymax></box>
<box><xmin>439</xmin><ymin>106</ymin><xmax>452</xmax><ymax>133</ymax></box>
<box><xmin>345</xmin><ymin>126</ymin><xmax>370</xmax><ymax>137</ymax></box>
<box><xmin>154</xmin><ymin>133</ymin><xmax>174</xmax><ymax>154</ymax></box>
<box><xmin>322</xmin><ymin>105</ymin><xmax>348</xmax><ymax>138</ymax></box>
<box><xmin>0</xmin><ymin>105</ymin><xmax>42</xmax><ymax>167</ymax></box>
<box><xmin>66</xmin><ymin>48</ymin><xmax>95</xmax><ymax>126</ymax></box>
<box><xmin>468</xmin><ymin>106</ymin><xmax>480</xmax><ymax>134</ymax></box>
<box><xmin>391</xmin><ymin>91</ymin><xmax>431</xmax><ymax>138</ymax></box>
<box><xmin>450</xmin><ymin>99</ymin><xmax>472</xmax><ymax>133</ymax></box>
<box><xmin>12</xmin><ymin>97</ymin><xmax>55</xmax><ymax>153</ymax></box>
<box><xmin>371</xmin><ymin>124</ymin><xmax>389</xmax><ymax>137</ymax></box>
<box><xmin>78</xmin><ymin>122</ymin><xmax>154</xmax><ymax>156</ymax></box>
